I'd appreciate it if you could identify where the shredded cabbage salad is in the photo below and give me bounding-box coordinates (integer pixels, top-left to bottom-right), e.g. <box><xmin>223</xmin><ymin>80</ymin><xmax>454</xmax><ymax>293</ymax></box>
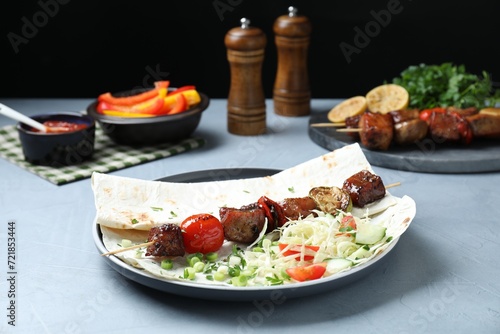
<box><xmin>108</xmin><ymin>209</ymin><xmax>396</xmax><ymax>287</ymax></box>
<box><xmin>236</xmin><ymin>210</ymin><xmax>393</xmax><ymax>286</ymax></box>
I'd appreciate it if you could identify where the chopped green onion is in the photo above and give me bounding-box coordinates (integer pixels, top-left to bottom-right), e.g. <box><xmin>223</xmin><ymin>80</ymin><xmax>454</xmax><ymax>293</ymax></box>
<box><xmin>228</xmin><ymin>255</ymin><xmax>241</xmax><ymax>266</ymax></box>
<box><xmin>205</xmin><ymin>252</ymin><xmax>218</xmax><ymax>262</ymax></box>
<box><xmin>186</xmin><ymin>253</ymin><xmax>203</xmax><ymax>266</ymax></box>
<box><xmin>228</xmin><ymin>267</ymin><xmax>240</xmax><ymax>277</ymax></box>
<box><xmin>231</xmin><ymin>275</ymin><xmax>248</xmax><ymax>287</ymax></box>
<box><xmin>161</xmin><ymin>259</ymin><xmax>173</xmax><ymax>270</ymax></box>
<box><xmin>119</xmin><ymin>239</ymin><xmax>132</xmax><ymax>248</ymax></box>
<box><xmin>214</xmin><ymin>272</ymin><xmax>226</xmax><ymax>281</ymax></box>
<box><xmin>189</xmin><ymin>256</ymin><xmax>201</xmax><ymax>267</ymax></box>
<box><xmin>184</xmin><ymin>267</ymin><xmax>196</xmax><ymax>280</ymax></box>
<box><xmin>193</xmin><ymin>261</ymin><xmax>205</xmax><ymax>273</ymax></box>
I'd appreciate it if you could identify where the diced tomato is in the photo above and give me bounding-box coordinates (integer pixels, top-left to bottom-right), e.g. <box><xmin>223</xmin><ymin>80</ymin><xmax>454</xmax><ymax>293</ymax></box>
<box><xmin>339</xmin><ymin>215</ymin><xmax>356</xmax><ymax>232</ymax></box>
<box><xmin>180</xmin><ymin>214</ymin><xmax>225</xmax><ymax>254</ymax></box>
<box><xmin>97</xmin><ymin>80</ymin><xmax>170</xmax><ymax>106</ymax></box>
<box><xmin>286</xmin><ymin>263</ymin><xmax>327</xmax><ymax>282</ymax></box>
<box><xmin>278</xmin><ymin>243</ymin><xmax>319</xmax><ymax>261</ymax></box>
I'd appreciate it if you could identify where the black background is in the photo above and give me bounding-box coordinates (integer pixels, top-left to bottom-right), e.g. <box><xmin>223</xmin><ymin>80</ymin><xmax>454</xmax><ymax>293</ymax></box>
<box><xmin>1</xmin><ymin>0</ymin><xmax>499</xmax><ymax>99</ymax></box>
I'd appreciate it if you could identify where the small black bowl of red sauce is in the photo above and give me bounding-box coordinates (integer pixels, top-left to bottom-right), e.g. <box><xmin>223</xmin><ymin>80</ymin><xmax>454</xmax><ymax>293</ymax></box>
<box><xmin>17</xmin><ymin>112</ymin><xmax>95</xmax><ymax>166</ymax></box>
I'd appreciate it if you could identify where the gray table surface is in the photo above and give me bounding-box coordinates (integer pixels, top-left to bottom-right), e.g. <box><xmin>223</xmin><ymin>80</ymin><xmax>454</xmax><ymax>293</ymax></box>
<box><xmin>0</xmin><ymin>98</ymin><xmax>499</xmax><ymax>334</ymax></box>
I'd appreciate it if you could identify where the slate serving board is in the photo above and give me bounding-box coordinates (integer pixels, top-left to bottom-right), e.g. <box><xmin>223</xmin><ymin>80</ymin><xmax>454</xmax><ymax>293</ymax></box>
<box><xmin>308</xmin><ymin>112</ymin><xmax>500</xmax><ymax>173</ymax></box>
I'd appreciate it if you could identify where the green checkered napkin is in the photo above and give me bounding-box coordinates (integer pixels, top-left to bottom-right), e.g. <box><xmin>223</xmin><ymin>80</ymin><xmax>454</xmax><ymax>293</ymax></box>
<box><xmin>0</xmin><ymin>124</ymin><xmax>205</xmax><ymax>185</ymax></box>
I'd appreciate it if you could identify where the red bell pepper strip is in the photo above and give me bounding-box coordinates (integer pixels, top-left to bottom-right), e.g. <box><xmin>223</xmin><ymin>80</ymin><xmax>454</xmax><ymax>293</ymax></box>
<box><xmin>448</xmin><ymin>111</ymin><xmax>473</xmax><ymax>144</ymax></box>
<box><xmin>167</xmin><ymin>85</ymin><xmax>196</xmax><ymax>96</ymax></box>
<box><xmin>97</xmin><ymin>96</ymin><xmax>165</xmax><ymax>115</ymax></box>
<box><xmin>419</xmin><ymin>107</ymin><xmax>446</xmax><ymax>122</ymax></box>
<box><xmin>167</xmin><ymin>94</ymin><xmax>188</xmax><ymax>115</ymax></box>
<box><xmin>97</xmin><ymin>81</ymin><xmax>170</xmax><ymax>106</ymax></box>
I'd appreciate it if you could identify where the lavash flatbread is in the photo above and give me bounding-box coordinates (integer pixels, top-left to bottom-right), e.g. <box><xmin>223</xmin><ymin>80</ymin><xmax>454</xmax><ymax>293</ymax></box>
<box><xmin>93</xmin><ymin>143</ymin><xmax>416</xmax><ymax>286</ymax></box>
<box><xmin>92</xmin><ymin>143</ymin><xmax>397</xmax><ymax>231</ymax></box>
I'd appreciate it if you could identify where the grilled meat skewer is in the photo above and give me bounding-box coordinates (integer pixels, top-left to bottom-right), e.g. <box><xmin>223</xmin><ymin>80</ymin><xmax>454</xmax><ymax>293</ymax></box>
<box><xmin>220</xmin><ymin>170</ymin><xmax>385</xmax><ymax>243</ymax></box>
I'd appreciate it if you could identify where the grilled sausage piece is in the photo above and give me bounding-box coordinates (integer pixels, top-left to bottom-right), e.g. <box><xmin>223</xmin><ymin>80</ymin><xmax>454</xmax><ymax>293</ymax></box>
<box><xmin>394</xmin><ymin>119</ymin><xmax>429</xmax><ymax>146</ymax></box>
<box><xmin>359</xmin><ymin>112</ymin><xmax>394</xmax><ymax>150</ymax></box>
<box><xmin>342</xmin><ymin>170</ymin><xmax>386</xmax><ymax>208</ymax></box>
<box><xmin>146</xmin><ymin>224</ymin><xmax>185</xmax><ymax>257</ymax></box>
<box><xmin>219</xmin><ymin>206</ymin><xmax>266</xmax><ymax>243</ymax></box>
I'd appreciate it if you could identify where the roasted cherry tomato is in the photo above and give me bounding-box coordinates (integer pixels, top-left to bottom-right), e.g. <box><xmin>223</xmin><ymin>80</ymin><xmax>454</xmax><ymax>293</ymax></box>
<box><xmin>180</xmin><ymin>213</ymin><xmax>225</xmax><ymax>254</ymax></box>
<box><xmin>286</xmin><ymin>263</ymin><xmax>327</xmax><ymax>282</ymax></box>
<box><xmin>278</xmin><ymin>243</ymin><xmax>319</xmax><ymax>261</ymax></box>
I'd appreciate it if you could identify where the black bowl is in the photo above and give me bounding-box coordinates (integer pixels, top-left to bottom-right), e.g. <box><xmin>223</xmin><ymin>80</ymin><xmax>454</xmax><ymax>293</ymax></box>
<box><xmin>17</xmin><ymin>112</ymin><xmax>96</xmax><ymax>166</ymax></box>
<box><xmin>86</xmin><ymin>90</ymin><xmax>210</xmax><ymax>146</ymax></box>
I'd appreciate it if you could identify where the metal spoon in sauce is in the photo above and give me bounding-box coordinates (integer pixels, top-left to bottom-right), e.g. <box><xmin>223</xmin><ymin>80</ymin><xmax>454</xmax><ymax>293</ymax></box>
<box><xmin>0</xmin><ymin>103</ymin><xmax>48</xmax><ymax>132</ymax></box>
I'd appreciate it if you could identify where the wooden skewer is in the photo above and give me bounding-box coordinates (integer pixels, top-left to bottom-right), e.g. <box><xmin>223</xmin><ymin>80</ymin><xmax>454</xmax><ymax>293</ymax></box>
<box><xmin>101</xmin><ymin>241</ymin><xmax>153</xmax><ymax>256</ymax></box>
<box><xmin>310</xmin><ymin>122</ymin><xmax>346</xmax><ymax>127</ymax></box>
<box><xmin>102</xmin><ymin>181</ymin><xmax>401</xmax><ymax>257</ymax></box>
<box><xmin>336</xmin><ymin>128</ymin><xmax>362</xmax><ymax>133</ymax></box>
<box><xmin>385</xmin><ymin>181</ymin><xmax>401</xmax><ymax>189</ymax></box>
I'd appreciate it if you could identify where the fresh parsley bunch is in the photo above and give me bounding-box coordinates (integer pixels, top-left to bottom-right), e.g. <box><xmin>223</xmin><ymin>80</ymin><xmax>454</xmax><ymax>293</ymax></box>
<box><xmin>392</xmin><ymin>63</ymin><xmax>500</xmax><ymax>109</ymax></box>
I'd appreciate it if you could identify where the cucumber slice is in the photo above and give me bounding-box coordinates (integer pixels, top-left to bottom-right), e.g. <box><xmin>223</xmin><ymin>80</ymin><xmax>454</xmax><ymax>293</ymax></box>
<box><xmin>347</xmin><ymin>247</ymin><xmax>372</xmax><ymax>260</ymax></box>
<box><xmin>326</xmin><ymin>258</ymin><xmax>353</xmax><ymax>274</ymax></box>
<box><xmin>355</xmin><ymin>223</ymin><xmax>386</xmax><ymax>245</ymax></box>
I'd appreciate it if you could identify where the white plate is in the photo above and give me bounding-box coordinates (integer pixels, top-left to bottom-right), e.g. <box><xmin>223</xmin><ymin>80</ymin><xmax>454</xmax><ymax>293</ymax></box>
<box><xmin>93</xmin><ymin>168</ymin><xmax>401</xmax><ymax>301</ymax></box>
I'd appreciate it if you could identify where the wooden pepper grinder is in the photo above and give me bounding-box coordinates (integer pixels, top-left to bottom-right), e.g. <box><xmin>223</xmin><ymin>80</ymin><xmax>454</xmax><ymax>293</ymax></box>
<box><xmin>273</xmin><ymin>6</ymin><xmax>312</xmax><ymax>116</ymax></box>
<box><xmin>225</xmin><ymin>18</ymin><xmax>267</xmax><ymax>135</ymax></box>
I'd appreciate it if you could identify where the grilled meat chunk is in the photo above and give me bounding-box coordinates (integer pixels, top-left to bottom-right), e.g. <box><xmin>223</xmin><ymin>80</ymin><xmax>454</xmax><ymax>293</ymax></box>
<box><xmin>389</xmin><ymin>109</ymin><xmax>420</xmax><ymax>123</ymax></box>
<box><xmin>447</xmin><ymin>106</ymin><xmax>479</xmax><ymax>117</ymax></box>
<box><xmin>279</xmin><ymin>196</ymin><xmax>317</xmax><ymax>220</ymax></box>
<box><xmin>342</xmin><ymin>170</ymin><xmax>386</xmax><ymax>208</ymax></box>
<box><xmin>427</xmin><ymin>111</ymin><xmax>470</xmax><ymax>143</ymax></box>
<box><xmin>219</xmin><ymin>206</ymin><xmax>266</xmax><ymax>243</ymax></box>
<box><xmin>145</xmin><ymin>224</ymin><xmax>185</xmax><ymax>257</ymax></box>
<box><xmin>359</xmin><ymin>112</ymin><xmax>394</xmax><ymax>150</ymax></box>
<box><xmin>394</xmin><ymin>119</ymin><xmax>429</xmax><ymax>146</ymax></box>
<box><xmin>466</xmin><ymin>113</ymin><xmax>500</xmax><ymax>138</ymax></box>
<box><xmin>345</xmin><ymin>114</ymin><xmax>362</xmax><ymax>139</ymax></box>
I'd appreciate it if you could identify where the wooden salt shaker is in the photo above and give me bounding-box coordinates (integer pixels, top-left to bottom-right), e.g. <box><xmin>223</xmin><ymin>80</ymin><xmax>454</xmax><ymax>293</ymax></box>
<box><xmin>225</xmin><ymin>18</ymin><xmax>267</xmax><ymax>135</ymax></box>
<box><xmin>273</xmin><ymin>6</ymin><xmax>312</xmax><ymax>116</ymax></box>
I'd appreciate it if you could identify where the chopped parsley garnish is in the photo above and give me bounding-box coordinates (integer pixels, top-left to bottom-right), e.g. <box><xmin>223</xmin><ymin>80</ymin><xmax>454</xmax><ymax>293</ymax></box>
<box><xmin>392</xmin><ymin>63</ymin><xmax>500</xmax><ymax>109</ymax></box>
<box><xmin>151</xmin><ymin>207</ymin><xmax>163</xmax><ymax>211</ymax></box>
<box><xmin>131</xmin><ymin>218</ymin><xmax>139</xmax><ymax>224</ymax></box>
